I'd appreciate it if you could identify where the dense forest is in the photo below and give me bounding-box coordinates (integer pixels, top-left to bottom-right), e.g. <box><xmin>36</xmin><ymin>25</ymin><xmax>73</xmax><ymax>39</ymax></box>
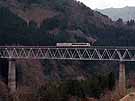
<box><xmin>1</xmin><ymin>0</ymin><xmax>135</xmax><ymax>46</ymax></box>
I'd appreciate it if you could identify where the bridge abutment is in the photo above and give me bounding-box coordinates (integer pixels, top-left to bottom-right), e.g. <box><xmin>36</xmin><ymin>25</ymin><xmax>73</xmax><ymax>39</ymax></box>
<box><xmin>119</xmin><ymin>62</ymin><xmax>126</xmax><ymax>97</ymax></box>
<box><xmin>8</xmin><ymin>59</ymin><xmax>16</xmax><ymax>95</ymax></box>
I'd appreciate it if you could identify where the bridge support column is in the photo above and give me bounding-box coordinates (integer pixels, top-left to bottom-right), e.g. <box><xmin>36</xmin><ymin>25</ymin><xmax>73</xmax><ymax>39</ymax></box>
<box><xmin>119</xmin><ymin>62</ymin><xmax>126</xmax><ymax>97</ymax></box>
<box><xmin>8</xmin><ymin>59</ymin><xmax>16</xmax><ymax>95</ymax></box>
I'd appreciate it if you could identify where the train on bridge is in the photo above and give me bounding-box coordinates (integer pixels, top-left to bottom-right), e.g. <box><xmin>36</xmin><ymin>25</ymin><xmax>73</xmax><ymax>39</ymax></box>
<box><xmin>56</xmin><ymin>43</ymin><xmax>91</xmax><ymax>47</ymax></box>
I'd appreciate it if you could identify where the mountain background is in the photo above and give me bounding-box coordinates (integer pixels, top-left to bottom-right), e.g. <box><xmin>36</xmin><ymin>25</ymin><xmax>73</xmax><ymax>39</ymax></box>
<box><xmin>0</xmin><ymin>0</ymin><xmax>135</xmax><ymax>100</ymax></box>
<box><xmin>96</xmin><ymin>6</ymin><xmax>135</xmax><ymax>21</ymax></box>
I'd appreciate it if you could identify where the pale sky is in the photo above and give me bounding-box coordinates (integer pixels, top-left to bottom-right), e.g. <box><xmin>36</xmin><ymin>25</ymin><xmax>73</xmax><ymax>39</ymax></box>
<box><xmin>77</xmin><ymin>0</ymin><xmax>135</xmax><ymax>9</ymax></box>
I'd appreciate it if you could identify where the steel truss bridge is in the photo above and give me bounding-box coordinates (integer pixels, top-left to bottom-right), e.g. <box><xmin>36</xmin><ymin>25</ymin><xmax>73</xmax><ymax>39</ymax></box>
<box><xmin>0</xmin><ymin>46</ymin><xmax>135</xmax><ymax>61</ymax></box>
<box><xmin>1</xmin><ymin>45</ymin><xmax>131</xmax><ymax>96</ymax></box>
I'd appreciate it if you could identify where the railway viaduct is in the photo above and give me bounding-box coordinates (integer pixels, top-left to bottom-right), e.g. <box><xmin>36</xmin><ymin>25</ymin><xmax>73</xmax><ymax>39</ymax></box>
<box><xmin>0</xmin><ymin>46</ymin><xmax>134</xmax><ymax>96</ymax></box>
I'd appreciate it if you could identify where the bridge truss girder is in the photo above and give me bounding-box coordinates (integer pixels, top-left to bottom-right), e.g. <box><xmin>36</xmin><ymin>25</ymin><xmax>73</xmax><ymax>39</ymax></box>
<box><xmin>0</xmin><ymin>46</ymin><xmax>135</xmax><ymax>61</ymax></box>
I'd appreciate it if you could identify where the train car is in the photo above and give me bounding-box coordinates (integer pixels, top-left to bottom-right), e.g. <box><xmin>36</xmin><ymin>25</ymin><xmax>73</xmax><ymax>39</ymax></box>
<box><xmin>56</xmin><ymin>43</ymin><xmax>91</xmax><ymax>47</ymax></box>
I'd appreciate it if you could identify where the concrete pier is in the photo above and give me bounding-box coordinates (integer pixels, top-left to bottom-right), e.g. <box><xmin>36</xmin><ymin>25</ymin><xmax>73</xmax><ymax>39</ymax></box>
<box><xmin>8</xmin><ymin>59</ymin><xmax>16</xmax><ymax>95</ymax></box>
<box><xmin>119</xmin><ymin>62</ymin><xmax>126</xmax><ymax>97</ymax></box>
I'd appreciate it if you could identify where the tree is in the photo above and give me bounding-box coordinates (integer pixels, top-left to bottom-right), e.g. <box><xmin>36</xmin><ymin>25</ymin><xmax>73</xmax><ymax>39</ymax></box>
<box><xmin>127</xmin><ymin>19</ymin><xmax>135</xmax><ymax>26</ymax></box>
<box><xmin>64</xmin><ymin>80</ymin><xmax>80</xmax><ymax>96</ymax></box>
<box><xmin>108</xmin><ymin>72</ymin><xmax>115</xmax><ymax>90</ymax></box>
<box><xmin>116</xmin><ymin>18</ymin><xmax>123</xmax><ymax>25</ymax></box>
<box><xmin>28</xmin><ymin>20</ymin><xmax>38</xmax><ymax>33</ymax></box>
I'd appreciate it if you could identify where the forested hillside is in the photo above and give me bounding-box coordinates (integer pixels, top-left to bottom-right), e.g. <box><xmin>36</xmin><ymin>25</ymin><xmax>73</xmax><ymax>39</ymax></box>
<box><xmin>0</xmin><ymin>0</ymin><xmax>135</xmax><ymax>46</ymax></box>
<box><xmin>0</xmin><ymin>0</ymin><xmax>116</xmax><ymax>46</ymax></box>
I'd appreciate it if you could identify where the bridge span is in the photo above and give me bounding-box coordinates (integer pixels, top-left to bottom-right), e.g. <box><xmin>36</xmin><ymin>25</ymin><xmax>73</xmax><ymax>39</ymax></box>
<box><xmin>1</xmin><ymin>46</ymin><xmax>135</xmax><ymax>61</ymax></box>
<box><xmin>1</xmin><ymin>46</ymin><xmax>133</xmax><ymax>97</ymax></box>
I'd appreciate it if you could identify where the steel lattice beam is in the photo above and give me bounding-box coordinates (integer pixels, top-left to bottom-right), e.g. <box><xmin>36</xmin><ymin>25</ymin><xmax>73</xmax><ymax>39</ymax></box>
<box><xmin>0</xmin><ymin>46</ymin><xmax>135</xmax><ymax>61</ymax></box>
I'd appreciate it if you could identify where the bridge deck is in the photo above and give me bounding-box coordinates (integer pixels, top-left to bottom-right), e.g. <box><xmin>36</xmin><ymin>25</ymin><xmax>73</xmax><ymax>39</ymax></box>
<box><xmin>1</xmin><ymin>46</ymin><xmax>135</xmax><ymax>49</ymax></box>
